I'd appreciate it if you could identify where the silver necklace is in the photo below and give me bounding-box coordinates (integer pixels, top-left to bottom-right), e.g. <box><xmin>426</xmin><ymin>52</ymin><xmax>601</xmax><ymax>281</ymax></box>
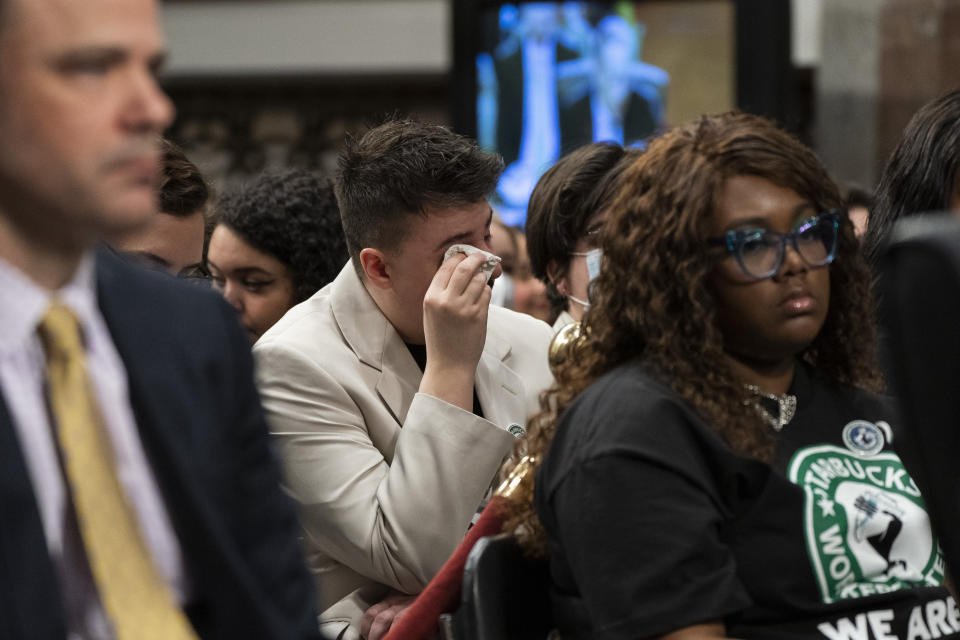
<box><xmin>744</xmin><ymin>384</ymin><xmax>797</xmax><ymax>432</ymax></box>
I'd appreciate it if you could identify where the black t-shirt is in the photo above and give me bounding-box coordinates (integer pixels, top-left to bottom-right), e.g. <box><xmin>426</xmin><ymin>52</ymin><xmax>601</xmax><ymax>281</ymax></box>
<box><xmin>535</xmin><ymin>359</ymin><xmax>956</xmax><ymax>640</ymax></box>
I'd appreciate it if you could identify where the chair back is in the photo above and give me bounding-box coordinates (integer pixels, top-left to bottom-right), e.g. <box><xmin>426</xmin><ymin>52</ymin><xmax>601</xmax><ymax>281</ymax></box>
<box><xmin>439</xmin><ymin>533</ymin><xmax>554</xmax><ymax>640</ymax></box>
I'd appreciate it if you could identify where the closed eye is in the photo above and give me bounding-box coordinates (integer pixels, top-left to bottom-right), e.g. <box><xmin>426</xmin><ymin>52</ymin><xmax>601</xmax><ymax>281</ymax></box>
<box><xmin>54</xmin><ymin>49</ymin><xmax>126</xmax><ymax>76</ymax></box>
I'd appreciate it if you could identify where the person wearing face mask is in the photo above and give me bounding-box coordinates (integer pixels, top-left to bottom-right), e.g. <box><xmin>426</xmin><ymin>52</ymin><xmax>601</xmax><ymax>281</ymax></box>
<box><xmin>566</xmin><ymin>243</ymin><xmax>602</xmax><ymax>312</ymax></box>
<box><xmin>525</xmin><ymin>142</ymin><xmax>641</xmax><ymax>331</ymax></box>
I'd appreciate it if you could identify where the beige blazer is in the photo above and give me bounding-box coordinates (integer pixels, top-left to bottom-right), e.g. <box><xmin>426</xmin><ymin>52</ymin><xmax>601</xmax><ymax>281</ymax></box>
<box><xmin>253</xmin><ymin>264</ymin><xmax>554</xmax><ymax>638</ymax></box>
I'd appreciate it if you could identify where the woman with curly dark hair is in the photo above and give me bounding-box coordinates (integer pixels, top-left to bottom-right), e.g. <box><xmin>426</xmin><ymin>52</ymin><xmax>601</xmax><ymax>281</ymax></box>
<box><xmin>502</xmin><ymin>112</ymin><xmax>954</xmax><ymax>639</ymax></box>
<box><xmin>207</xmin><ymin>169</ymin><xmax>349</xmax><ymax>342</ymax></box>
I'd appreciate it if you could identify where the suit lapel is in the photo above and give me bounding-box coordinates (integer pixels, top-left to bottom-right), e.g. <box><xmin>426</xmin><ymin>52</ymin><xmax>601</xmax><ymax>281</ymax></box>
<box><xmin>94</xmin><ymin>250</ymin><xmax>202</xmax><ymax>492</ymax></box>
<box><xmin>96</xmin><ymin>249</ymin><xmax>314</xmax><ymax>636</ymax></box>
<box><xmin>376</xmin><ymin>333</ymin><xmax>422</xmax><ymax>427</ymax></box>
<box><xmin>0</xmin><ymin>393</ymin><xmax>67</xmax><ymax>638</ymax></box>
<box><xmin>330</xmin><ymin>265</ymin><xmax>421</xmax><ymax>426</ymax></box>
<box><xmin>475</xmin><ymin>331</ymin><xmax>527</xmax><ymax>433</ymax></box>
<box><xmin>93</xmin><ymin>251</ymin><xmax>237</xmax><ymax>625</ymax></box>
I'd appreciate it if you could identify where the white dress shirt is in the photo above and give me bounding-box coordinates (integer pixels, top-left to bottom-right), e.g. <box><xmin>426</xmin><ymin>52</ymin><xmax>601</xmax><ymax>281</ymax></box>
<box><xmin>0</xmin><ymin>253</ymin><xmax>189</xmax><ymax>639</ymax></box>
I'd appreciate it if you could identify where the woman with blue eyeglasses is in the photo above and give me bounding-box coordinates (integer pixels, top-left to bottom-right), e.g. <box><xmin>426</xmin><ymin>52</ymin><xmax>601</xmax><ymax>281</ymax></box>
<box><xmin>498</xmin><ymin>112</ymin><xmax>955</xmax><ymax>639</ymax></box>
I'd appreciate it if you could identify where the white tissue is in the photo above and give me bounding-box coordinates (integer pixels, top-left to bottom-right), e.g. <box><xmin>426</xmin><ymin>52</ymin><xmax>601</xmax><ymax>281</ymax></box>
<box><xmin>443</xmin><ymin>244</ymin><xmax>502</xmax><ymax>281</ymax></box>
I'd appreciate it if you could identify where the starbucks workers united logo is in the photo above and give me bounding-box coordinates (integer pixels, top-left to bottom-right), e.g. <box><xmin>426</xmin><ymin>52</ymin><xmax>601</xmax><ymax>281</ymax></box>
<box><xmin>788</xmin><ymin>441</ymin><xmax>944</xmax><ymax>603</ymax></box>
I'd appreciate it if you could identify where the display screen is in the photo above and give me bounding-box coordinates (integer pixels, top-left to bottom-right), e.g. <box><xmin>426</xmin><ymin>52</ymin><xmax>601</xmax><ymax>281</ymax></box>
<box><xmin>477</xmin><ymin>1</ymin><xmax>734</xmax><ymax>226</ymax></box>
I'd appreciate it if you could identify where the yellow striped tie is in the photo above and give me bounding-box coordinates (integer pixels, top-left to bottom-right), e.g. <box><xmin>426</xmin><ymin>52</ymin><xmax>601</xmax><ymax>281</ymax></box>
<box><xmin>38</xmin><ymin>302</ymin><xmax>198</xmax><ymax>640</ymax></box>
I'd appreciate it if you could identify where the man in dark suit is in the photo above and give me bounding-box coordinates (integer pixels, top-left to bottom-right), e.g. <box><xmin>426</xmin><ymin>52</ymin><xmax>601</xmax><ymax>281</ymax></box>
<box><xmin>0</xmin><ymin>0</ymin><xmax>319</xmax><ymax>638</ymax></box>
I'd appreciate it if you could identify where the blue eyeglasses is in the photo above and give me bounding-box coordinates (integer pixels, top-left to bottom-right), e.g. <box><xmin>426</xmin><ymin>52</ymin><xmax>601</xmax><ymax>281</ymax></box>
<box><xmin>707</xmin><ymin>210</ymin><xmax>841</xmax><ymax>280</ymax></box>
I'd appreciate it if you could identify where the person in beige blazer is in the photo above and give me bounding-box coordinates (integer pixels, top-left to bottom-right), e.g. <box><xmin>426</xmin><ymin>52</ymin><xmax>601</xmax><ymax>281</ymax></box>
<box><xmin>253</xmin><ymin>120</ymin><xmax>554</xmax><ymax>640</ymax></box>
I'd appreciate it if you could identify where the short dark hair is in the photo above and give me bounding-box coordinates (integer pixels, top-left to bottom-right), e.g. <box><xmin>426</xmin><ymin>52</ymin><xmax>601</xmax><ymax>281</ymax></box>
<box><xmin>525</xmin><ymin>142</ymin><xmax>640</xmax><ymax>320</ymax></box>
<box><xmin>862</xmin><ymin>89</ymin><xmax>960</xmax><ymax>267</ymax></box>
<box><xmin>334</xmin><ymin>119</ymin><xmax>504</xmax><ymax>270</ymax></box>
<box><xmin>159</xmin><ymin>138</ymin><xmax>209</xmax><ymax>218</ymax></box>
<box><xmin>214</xmin><ymin>169</ymin><xmax>349</xmax><ymax>302</ymax></box>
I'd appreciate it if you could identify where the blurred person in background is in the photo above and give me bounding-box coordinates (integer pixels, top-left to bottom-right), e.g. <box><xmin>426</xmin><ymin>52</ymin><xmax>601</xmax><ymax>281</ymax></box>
<box><xmin>843</xmin><ymin>184</ymin><xmax>873</xmax><ymax>239</ymax></box>
<box><xmin>207</xmin><ymin>169</ymin><xmax>349</xmax><ymax>343</ymax></box>
<box><xmin>510</xmin><ymin>230</ymin><xmax>551</xmax><ymax>322</ymax></box>
<box><xmin>109</xmin><ymin>138</ymin><xmax>210</xmax><ymax>280</ymax></box>
<box><xmin>489</xmin><ymin>215</ymin><xmax>550</xmax><ymax>322</ymax></box>
<box><xmin>525</xmin><ymin>141</ymin><xmax>640</xmax><ymax>330</ymax></box>
<box><xmin>0</xmin><ymin>0</ymin><xmax>320</xmax><ymax>636</ymax></box>
<box><xmin>503</xmin><ymin>112</ymin><xmax>953</xmax><ymax>639</ymax></box>
<box><xmin>862</xmin><ymin>89</ymin><xmax>960</xmax><ymax>268</ymax></box>
<box><xmin>488</xmin><ymin>214</ymin><xmax>518</xmax><ymax>308</ymax></box>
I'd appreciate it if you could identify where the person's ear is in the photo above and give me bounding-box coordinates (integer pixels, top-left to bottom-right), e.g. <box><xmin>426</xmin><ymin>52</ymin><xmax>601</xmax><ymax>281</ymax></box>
<box><xmin>546</xmin><ymin>260</ymin><xmax>568</xmax><ymax>296</ymax></box>
<box><xmin>359</xmin><ymin>248</ymin><xmax>392</xmax><ymax>290</ymax></box>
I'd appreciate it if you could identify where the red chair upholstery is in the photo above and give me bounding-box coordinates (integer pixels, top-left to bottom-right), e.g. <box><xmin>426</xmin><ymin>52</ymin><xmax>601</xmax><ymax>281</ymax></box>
<box><xmin>382</xmin><ymin>497</ymin><xmax>508</xmax><ymax>640</ymax></box>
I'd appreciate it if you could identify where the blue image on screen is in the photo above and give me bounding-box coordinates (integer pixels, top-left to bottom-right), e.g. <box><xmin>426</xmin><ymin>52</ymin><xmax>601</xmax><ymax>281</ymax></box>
<box><xmin>478</xmin><ymin>2</ymin><xmax>669</xmax><ymax>226</ymax></box>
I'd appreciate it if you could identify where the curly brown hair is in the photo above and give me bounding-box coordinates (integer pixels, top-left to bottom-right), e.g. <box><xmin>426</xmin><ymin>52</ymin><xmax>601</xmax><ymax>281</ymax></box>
<box><xmin>503</xmin><ymin>112</ymin><xmax>883</xmax><ymax>556</ymax></box>
<box><xmin>215</xmin><ymin>170</ymin><xmax>349</xmax><ymax>303</ymax></box>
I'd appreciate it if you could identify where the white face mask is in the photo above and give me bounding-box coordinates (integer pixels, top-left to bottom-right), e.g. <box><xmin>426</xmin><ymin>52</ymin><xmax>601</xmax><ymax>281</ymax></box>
<box><xmin>568</xmin><ymin>248</ymin><xmax>603</xmax><ymax>309</ymax></box>
<box><xmin>567</xmin><ymin>293</ymin><xmax>591</xmax><ymax>310</ymax></box>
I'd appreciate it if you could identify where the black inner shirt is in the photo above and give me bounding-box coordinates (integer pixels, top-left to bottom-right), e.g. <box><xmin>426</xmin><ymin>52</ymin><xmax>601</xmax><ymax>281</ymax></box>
<box><xmin>405</xmin><ymin>343</ymin><xmax>484</xmax><ymax>418</ymax></box>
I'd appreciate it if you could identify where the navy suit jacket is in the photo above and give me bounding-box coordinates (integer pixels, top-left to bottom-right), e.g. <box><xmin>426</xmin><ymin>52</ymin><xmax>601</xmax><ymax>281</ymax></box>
<box><xmin>0</xmin><ymin>250</ymin><xmax>320</xmax><ymax>639</ymax></box>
